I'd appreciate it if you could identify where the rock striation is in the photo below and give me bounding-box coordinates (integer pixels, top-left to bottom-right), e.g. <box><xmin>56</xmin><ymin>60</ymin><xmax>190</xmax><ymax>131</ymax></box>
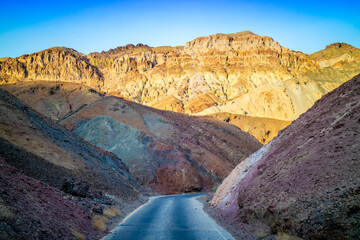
<box><xmin>212</xmin><ymin>74</ymin><xmax>360</xmax><ymax>239</ymax></box>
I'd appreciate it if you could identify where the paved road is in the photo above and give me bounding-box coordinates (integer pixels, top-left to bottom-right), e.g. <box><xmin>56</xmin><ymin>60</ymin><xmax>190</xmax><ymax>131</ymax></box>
<box><xmin>104</xmin><ymin>193</ymin><xmax>234</xmax><ymax>240</ymax></box>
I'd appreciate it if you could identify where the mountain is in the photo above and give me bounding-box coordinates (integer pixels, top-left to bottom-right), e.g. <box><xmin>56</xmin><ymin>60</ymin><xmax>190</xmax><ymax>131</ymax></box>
<box><xmin>1</xmin><ymin>31</ymin><xmax>359</xmax><ymax>143</ymax></box>
<box><xmin>0</xmin><ymin>47</ymin><xmax>104</xmax><ymax>89</ymax></box>
<box><xmin>1</xmin><ymin>81</ymin><xmax>261</xmax><ymax>194</ymax></box>
<box><xmin>0</xmin><ymin>88</ymin><xmax>143</xmax><ymax>239</ymax></box>
<box><xmin>211</xmin><ymin>74</ymin><xmax>360</xmax><ymax>239</ymax></box>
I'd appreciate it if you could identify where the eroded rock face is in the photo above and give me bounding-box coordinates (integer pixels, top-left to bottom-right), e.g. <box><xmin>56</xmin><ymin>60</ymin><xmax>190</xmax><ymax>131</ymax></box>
<box><xmin>212</xmin><ymin>74</ymin><xmax>360</xmax><ymax>239</ymax></box>
<box><xmin>1</xmin><ymin>32</ymin><xmax>360</xmax><ymax>142</ymax></box>
<box><xmin>0</xmin><ymin>47</ymin><xmax>104</xmax><ymax>89</ymax></box>
<box><xmin>88</xmin><ymin>32</ymin><xmax>316</xmax><ymax>113</ymax></box>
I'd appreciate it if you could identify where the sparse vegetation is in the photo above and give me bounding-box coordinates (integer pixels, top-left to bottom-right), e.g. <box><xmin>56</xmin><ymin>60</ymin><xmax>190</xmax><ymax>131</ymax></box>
<box><xmin>92</xmin><ymin>215</ymin><xmax>108</xmax><ymax>232</ymax></box>
<box><xmin>70</xmin><ymin>228</ymin><xmax>85</xmax><ymax>240</ymax></box>
<box><xmin>212</xmin><ymin>185</ymin><xmax>219</xmax><ymax>192</ymax></box>
<box><xmin>92</xmin><ymin>207</ymin><xmax>122</xmax><ymax>232</ymax></box>
<box><xmin>104</xmin><ymin>207</ymin><xmax>122</xmax><ymax>218</ymax></box>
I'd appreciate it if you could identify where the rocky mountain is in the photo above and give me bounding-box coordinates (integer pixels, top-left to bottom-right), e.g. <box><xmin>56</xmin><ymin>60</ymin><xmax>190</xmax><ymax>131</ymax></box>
<box><xmin>0</xmin><ymin>47</ymin><xmax>104</xmax><ymax>89</ymax></box>
<box><xmin>211</xmin><ymin>74</ymin><xmax>360</xmax><ymax>239</ymax></box>
<box><xmin>1</xmin><ymin>31</ymin><xmax>359</xmax><ymax>143</ymax></box>
<box><xmin>1</xmin><ymin>81</ymin><xmax>261</xmax><ymax>194</ymax></box>
<box><xmin>0</xmin><ymin>88</ymin><xmax>143</xmax><ymax>239</ymax></box>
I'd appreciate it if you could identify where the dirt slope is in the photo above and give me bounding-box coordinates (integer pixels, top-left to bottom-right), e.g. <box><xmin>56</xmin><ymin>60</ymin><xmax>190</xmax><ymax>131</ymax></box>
<box><xmin>212</xmin><ymin>74</ymin><xmax>360</xmax><ymax>239</ymax></box>
<box><xmin>0</xmin><ymin>88</ymin><xmax>143</xmax><ymax>238</ymax></box>
<box><xmin>0</xmin><ymin>157</ymin><xmax>98</xmax><ymax>240</ymax></box>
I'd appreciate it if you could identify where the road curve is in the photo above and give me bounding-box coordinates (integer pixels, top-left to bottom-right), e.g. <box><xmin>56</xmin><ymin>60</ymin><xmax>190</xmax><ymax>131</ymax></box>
<box><xmin>104</xmin><ymin>193</ymin><xmax>234</xmax><ymax>240</ymax></box>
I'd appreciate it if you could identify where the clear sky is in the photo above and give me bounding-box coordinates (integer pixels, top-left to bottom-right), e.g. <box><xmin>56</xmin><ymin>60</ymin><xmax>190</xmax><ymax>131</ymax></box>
<box><xmin>0</xmin><ymin>0</ymin><xmax>359</xmax><ymax>58</ymax></box>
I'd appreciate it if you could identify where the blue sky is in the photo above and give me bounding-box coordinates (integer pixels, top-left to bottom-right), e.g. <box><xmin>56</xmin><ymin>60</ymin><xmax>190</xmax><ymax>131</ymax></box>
<box><xmin>0</xmin><ymin>0</ymin><xmax>359</xmax><ymax>57</ymax></box>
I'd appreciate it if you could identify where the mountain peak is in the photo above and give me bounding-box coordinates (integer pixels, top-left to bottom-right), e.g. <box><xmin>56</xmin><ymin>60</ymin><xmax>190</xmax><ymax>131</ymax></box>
<box><xmin>222</xmin><ymin>30</ymin><xmax>257</xmax><ymax>37</ymax></box>
<box><xmin>89</xmin><ymin>43</ymin><xmax>152</xmax><ymax>58</ymax></box>
<box><xmin>325</xmin><ymin>42</ymin><xmax>357</xmax><ymax>50</ymax></box>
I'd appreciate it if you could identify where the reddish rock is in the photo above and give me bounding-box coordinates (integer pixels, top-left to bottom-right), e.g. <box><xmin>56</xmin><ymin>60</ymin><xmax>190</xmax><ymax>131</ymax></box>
<box><xmin>0</xmin><ymin>158</ymin><xmax>99</xmax><ymax>239</ymax></box>
<box><xmin>1</xmin><ymin>81</ymin><xmax>261</xmax><ymax>194</ymax></box>
<box><xmin>213</xmin><ymin>74</ymin><xmax>360</xmax><ymax>239</ymax></box>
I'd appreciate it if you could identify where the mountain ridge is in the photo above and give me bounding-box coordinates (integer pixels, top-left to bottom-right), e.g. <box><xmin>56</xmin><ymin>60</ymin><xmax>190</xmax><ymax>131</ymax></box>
<box><xmin>1</xmin><ymin>31</ymin><xmax>359</xmax><ymax>143</ymax></box>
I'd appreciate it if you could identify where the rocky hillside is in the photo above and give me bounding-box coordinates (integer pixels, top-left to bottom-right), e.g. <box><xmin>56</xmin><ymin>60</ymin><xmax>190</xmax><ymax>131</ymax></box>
<box><xmin>88</xmin><ymin>31</ymin><xmax>317</xmax><ymax>116</ymax></box>
<box><xmin>0</xmin><ymin>47</ymin><xmax>104</xmax><ymax>89</ymax></box>
<box><xmin>1</xmin><ymin>81</ymin><xmax>105</xmax><ymax>120</ymax></box>
<box><xmin>0</xmin><ymin>157</ymin><xmax>98</xmax><ymax>240</ymax></box>
<box><xmin>0</xmin><ymin>88</ymin><xmax>143</xmax><ymax>239</ymax></box>
<box><xmin>1</xmin><ymin>81</ymin><xmax>261</xmax><ymax>194</ymax></box>
<box><xmin>1</xmin><ymin>31</ymin><xmax>359</xmax><ymax>143</ymax></box>
<box><xmin>207</xmin><ymin>112</ymin><xmax>292</xmax><ymax>144</ymax></box>
<box><xmin>212</xmin><ymin>74</ymin><xmax>360</xmax><ymax>239</ymax></box>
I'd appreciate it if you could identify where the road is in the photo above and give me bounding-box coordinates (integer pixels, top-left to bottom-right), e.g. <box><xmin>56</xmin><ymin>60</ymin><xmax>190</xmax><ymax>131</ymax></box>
<box><xmin>104</xmin><ymin>193</ymin><xmax>234</xmax><ymax>240</ymax></box>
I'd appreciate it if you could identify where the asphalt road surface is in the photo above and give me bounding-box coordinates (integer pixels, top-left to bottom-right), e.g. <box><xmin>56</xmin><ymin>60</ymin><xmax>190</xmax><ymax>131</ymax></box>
<box><xmin>104</xmin><ymin>193</ymin><xmax>234</xmax><ymax>240</ymax></box>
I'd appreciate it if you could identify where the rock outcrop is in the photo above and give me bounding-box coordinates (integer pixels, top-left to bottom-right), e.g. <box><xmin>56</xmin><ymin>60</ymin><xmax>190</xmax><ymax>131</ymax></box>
<box><xmin>212</xmin><ymin>74</ymin><xmax>360</xmax><ymax>239</ymax></box>
<box><xmin>1</xmin><ymin>31</ymin><xmax>359</xmax><ymax>142</ymax></box>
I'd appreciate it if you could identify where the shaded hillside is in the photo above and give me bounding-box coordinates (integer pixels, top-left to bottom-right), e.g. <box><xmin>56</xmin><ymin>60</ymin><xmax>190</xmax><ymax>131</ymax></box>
<box><xmin>212</xmin><ymin>74</ymin><xmax>360</xmax><ymax>239</ymax></box>
<box><xmin>0</xmin><ymin>88</ymin><xmax>143</xmax><ymax>238</ymax></box>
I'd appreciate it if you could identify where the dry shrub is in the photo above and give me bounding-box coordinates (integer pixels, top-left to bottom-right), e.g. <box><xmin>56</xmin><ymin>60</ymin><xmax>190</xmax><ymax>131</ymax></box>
<box><xmin>70</xmin><ymin>228</ymin><xmax>85</xmax><ymax>240</ymax></box>
<box><xmin>103</xmin><ymin>207</ymin><xmax>122</xmax><ymax>219</ymax></box>
<box><xmin>92</xmin><ymin>215</ymin><xmax>108</xmax><ymax>232</ymax></box>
